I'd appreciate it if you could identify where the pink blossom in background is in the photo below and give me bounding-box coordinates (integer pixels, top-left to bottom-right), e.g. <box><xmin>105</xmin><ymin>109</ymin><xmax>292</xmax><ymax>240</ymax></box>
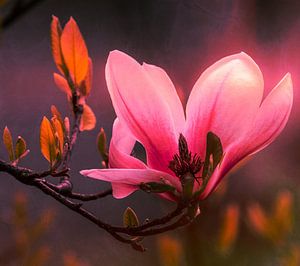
<box><xmin>81</xmin><ymin>50</ymin><xmax>293</xmax><ymax>200</ymax></box>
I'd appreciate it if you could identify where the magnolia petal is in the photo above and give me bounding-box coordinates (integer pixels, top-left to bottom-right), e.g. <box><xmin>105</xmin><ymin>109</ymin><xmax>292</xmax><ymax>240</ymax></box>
<box><xmin>105</xmin><ymin>51</ymin><xmax>182</xmax><ymax>171</ymax></box>
<box><xmin>185</xmin><ymin>52</ymin><xmax>264</xmax><ymax>158</ymax></box>
<box><xmin>142</xmin><ymin>63</ymin><xmax>185</xmax><ymax>133</ymax></box>
<box><xmin>111</xmin><ymin>183</ymin><xmax>137</xmax><ymax>199</ymax></box>
<box><xmin>244</xmin><ymin>73</ymin><xmax>293</xmax><ymax>154</ymax></box>
<box><xmin>106</xmin><ymin>50</ymin><xmax>183</xmax><ymax>172</ymax></box>
<box><xmin>200</xmin><ymin>73</ymin><xmax>293</xmax><ymax>199</ymax></box>
<box><xmin>109</xmin><ymin>118</ymin><xmax>146</xmax><ymax>169</ymax></box>
<box><xmin>80</xmin><ymin>168</ymin><xmax>181</xmax><ymax>197</ymax></box>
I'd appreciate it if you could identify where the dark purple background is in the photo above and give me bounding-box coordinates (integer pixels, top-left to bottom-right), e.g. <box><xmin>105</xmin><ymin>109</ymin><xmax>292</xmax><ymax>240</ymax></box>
<box><xmin>0</xmin><ymin>0</ymin><xmax>300</xmax><ymax>265</ymax></box>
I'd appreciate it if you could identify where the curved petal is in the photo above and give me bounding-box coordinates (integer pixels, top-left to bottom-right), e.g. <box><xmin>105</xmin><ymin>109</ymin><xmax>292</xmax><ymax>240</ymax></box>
<box><xmin>105</xmin><ymin>50</ymin><xmax>183</xmax><ymax>173</ymax></box>
<box><xmin>243</xmin><ymin>73</ymin><xmax>293</xmax><ymax>154</ymax></box>
<box><xmin>200</xmin><ymin>73</ymin><xmax>293</xmax><ymax>199</ymax></box>
<box><xmin>80</xmin><ymin>168</ymin><xmax>182</xmax><ymax>199</ymax></box>
<box><xmin>142</xmin><ymin>63</ymin><xmax>185</xmax><ymax>132</ymax></box>
<box><xmin>185</xmin><ymin>52</ymin><xmax>264</xmax><ymax>158</ymax></box>
<box><xmin>109</xmin><ymin>118</ymin><xmax>146</xmax><ymax>169</ymax></box>
<box><xmin>111</xmin><ymin>183</ymin><xmax>137</xmax><ymax>199</ymax></box>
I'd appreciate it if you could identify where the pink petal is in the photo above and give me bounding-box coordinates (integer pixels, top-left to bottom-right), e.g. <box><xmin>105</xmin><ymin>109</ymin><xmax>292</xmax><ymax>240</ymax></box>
<box><xmin>244</xmin><ymin>73</ymin><xmax>293</xmax><ymax>155</ymax></box>
<box><xmin>142</xmin><ymin>63</ymin><xmax>185</xmax><ymax>133</ymax></box>
<box><xmin>80</xmin><ymin>168</ymin><xmax>182</xmax><ymax>199</ymax></box>
<box><xmin>111</xmin><ymin>183</ymin><xmax>137</xmax><ymax>199</ymax></box>
<box><xmin>109</xmin><ymin>118</ymin><xmax>146</xmax><ymax>169</ymax></box>
<box><xmin>185</xmin><ymin>52</ymin><xmax>264</xmax><ymax>158</ymax></box>
<box><xmin>200</xmin><ymin>73</ymin><xmax>293</xmax><ymax>199</ymax></box>
<box><xmin>105</xmin><ymin>50</ymin><xmax>184</xmax><ymax>173</ymax></box>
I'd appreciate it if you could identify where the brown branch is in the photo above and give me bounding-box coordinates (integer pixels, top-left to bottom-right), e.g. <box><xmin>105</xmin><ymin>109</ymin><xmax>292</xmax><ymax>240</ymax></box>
<box><xmin>44</xmin><ymin>180</ymin><xmax>112</xmax><ymax>201</ymax></box>
<box><xmin>67</xmin><ymin>189</ymin><xmax>113</xmax><ymax>201</ymax></box>
<box><xmin>0</xmin><ymin>158</ymin><xmax>196</xmax><ymax>250</ymax></box>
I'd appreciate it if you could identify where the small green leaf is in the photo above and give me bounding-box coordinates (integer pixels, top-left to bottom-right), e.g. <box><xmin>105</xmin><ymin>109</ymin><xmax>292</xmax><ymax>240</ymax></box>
<box><xmin>97</xmin><ymin>128</ymin><xmax>108</xmax><ymax>163</ymax></box>
<box><xmin>15</xmin><ymin>136</ymin><xmax>27</xmax><ymax>159</ymax></box>
<box><xmin>203</xmin><ymin>131</ymin><xmax>223</xmax><ymax>179</ymax></box>
<box><xmin>3</xmin><ymin>126</ymin><xmax>14</xmax><ymax>162</ymax></box>
<box><xmin>123</xmin><ymin>207</ymin><xmax>139</xmax><ymax>228</ymax></box>
<box><xmin>140</xmin><ymin>182</ymin><xmax>176</xmax><ymax>193</ymax></box>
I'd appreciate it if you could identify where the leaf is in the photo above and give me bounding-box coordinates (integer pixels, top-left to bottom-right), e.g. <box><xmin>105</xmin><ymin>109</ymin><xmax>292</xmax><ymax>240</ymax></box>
<box><xmin>15</xmin><ymin>136</ymin><xmax>27</xmax><ymax>159</ymax></box>
<box><xmin>123</xmin><ymin>207</ymin><xmax>139</xmax><ymax>228</ymax></box>
<box><xmin>202</xmin><ymin>131</ymin><xmax>223</xmax><ymax>179</ymax></box>
<box><xmin>97</xmin><ymin>128</ymin><xmax>108</xmax><ymax>160</ymax></box>
<box><xmin>3</xmin><ymin>126</ymin><xmax>14</xmax><ymax>161</ymax></box>
<box><xmin>53</xmin><ymin>73</ymin><xmax>72</xmax><ymax>96</ymax></box>
<box><xmin>85</xmin><ymin>58</ymin><xmax>93</xmax><ymax>96</ymax></box>
<box><xmin>79</xmin><ymin>57</ymin><xmax>93</xmax><ymax>96</ymax></box>
<box><xmin>51</xmin><ymin>116</ymin><xmax>64</xmax><ymax>154</ymax></box>
<box><xmin>50</xmin><ymin>15</ymin><xmax>65</xmax><ymax>75</ymax></box>
<box><xmin>51</xmin><ymin>105</ymin><xmax>63</xmax><ymax>124</ymax></box>
<box><xmin>80</xmin><ymin>104</ymin><xmax>96</xmax><ymax>131</ymax></box>
<box><xmin>40</xmin><ymin>117</ymin><xmax>57</xmax><ymax>167</ymax></box>
<box><xmin>60</xmin><ymin>17</ymin><xmax>89</xmax><ymax>85</ymax></box>
<box><xmin>51</xmin><ymin>105</ymin><xmax>66</xmax><ymax>134</ymax></box>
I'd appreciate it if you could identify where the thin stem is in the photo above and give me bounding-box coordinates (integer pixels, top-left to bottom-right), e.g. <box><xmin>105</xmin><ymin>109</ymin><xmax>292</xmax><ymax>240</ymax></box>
<box><xmin>34</xmin><ymin>181</ymin><xmax>132</xmax><ymax>244</ymax></box>
<box><xmin>67</xmin><ymin>189</ymin><xmax>113</xmax><ymax>201</ymax></box>
<box><xmin>62</xmin><ymin>92</ymin><xmax>83</xmax><ymax>170</ymax></box>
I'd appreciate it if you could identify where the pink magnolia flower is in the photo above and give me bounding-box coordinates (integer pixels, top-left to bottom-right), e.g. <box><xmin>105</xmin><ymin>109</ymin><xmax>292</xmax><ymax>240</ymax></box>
<box><xmin>81</xmin><ymin>50</ymin><xmax>293</xmax><ymax>201</ymax></box>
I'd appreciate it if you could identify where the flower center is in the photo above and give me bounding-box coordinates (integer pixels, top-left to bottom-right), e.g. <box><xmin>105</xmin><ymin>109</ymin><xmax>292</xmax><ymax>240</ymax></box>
<box><xmin>168</xmin><ymin>134</ymin><xmax>202</xmax><ymax>178</ymax></box>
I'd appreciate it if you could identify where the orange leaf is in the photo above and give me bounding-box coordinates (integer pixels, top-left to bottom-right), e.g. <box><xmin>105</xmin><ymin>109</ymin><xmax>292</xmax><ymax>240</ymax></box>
<box><xmin>50</xmin><ymin>16</ymin><xmax>65</xmax><ymax>74</ymax></box>
<box><xmin>3</xmin><ymin>126</ymin><xmax>14</xmax><ymax>161</ymax></box>
<box><xmin>80</xmin><ymin>104</ymin><xmax>96</xmax><ymax>131</ymax></box>
<box><xmin>79</xmin><ymin>57</ymin><xmax>93</xmax><ymax>96</ymax></box>
<box><xmin>15</xmin><ymin>136</ymin><xmax>27</xmax><ymax>159</ymax></box>
<box><xmin>51</xmin><ymin>105</ymin><xmax>63</xmax><ymax>125</ymax></box>
<box><xmin>51</xmin><ymin>116</ymin><xmax>64</xmax><ymax>154</ymax></box>
<box><xmin>60</xmin><ymin>17</ymin><xmax>89</xmax><ymax>85</ymax></box>
<box><xmin>40</xmin><ymin>117</ymin><xmax>57</xmax><ymax>166</ymax></box>
<box><xmin>53</xmin><ymin>73</ymin><xmax>72</xmax><ymax>97</ymax></box>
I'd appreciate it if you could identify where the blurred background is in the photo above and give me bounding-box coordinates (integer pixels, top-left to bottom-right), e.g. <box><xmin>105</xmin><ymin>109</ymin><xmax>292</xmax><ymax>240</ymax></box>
<box><xmin>0</xmin><ymin>0</ymin><xmax>300</xmax><ymax>265</ymax></box>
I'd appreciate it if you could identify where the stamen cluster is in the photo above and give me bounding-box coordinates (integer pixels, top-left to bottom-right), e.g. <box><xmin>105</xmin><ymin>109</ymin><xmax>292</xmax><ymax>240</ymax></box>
<box><xmin>169</xmin><ymin>134</ymin><xmax>202</xmax><ymax>178</ymax></box>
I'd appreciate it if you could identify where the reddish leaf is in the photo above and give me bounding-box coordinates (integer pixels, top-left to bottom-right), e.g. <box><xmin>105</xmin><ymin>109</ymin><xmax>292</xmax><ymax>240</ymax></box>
<box><xmin>3</xmin><ymin>126</ymin><xmax>14</xmax><ymax>161</ymax></box>
<box><xmin>15</xmin><ymin>136</ymin><xmax>27</xmax><ymax>159</ymax></box>
<box><xmin>60</xmin><ymin>17</ymin><xmax>89</xmax><ymax>85</ymax></box>
<box><xmin>51</xmin><ymin>116</ymin><xmax>64</xmax><ymax>154</ymax></box>
<box><xmin>51</xmin><ymin>105</ymin><xmax>63</xmax><ymax>124</ymax></box>
<box><xmin>80</xmin><ymin>104</ymin><xmax>96</xmax><ymax>131</ymax></box>
<box><xmin>79</xmin><ymin>57</ymin><xmax>93</xmax><ymax>96</ymax></box>
<box><xmin>50</xmin><ymin>16</ymin><xmax>65</xmax><ymax>74</ymax></box>
<box><xmin>40</xmin><ymin>117</ymin><xmax>57</xmax><ymax>167</ymax></box>
<box><xmin>53</xmin><ymin>73</ymin><xmax>72</xmax><ymax>97</ymax></box>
